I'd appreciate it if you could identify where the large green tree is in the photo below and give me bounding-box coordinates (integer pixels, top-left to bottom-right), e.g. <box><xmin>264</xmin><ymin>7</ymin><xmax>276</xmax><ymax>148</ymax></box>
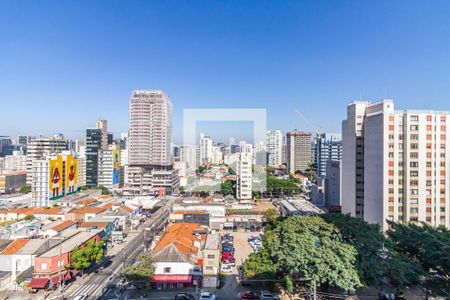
<box><xmin>266</xmin><ymin>176</ymin><xmax>302</xmax><ymax>196</ymax></box>
<box><xmin>220</xmin><ymin>179</ymin><xmax>234</xmax><ymax>196</ymax></box>
<box><xmin>243</xmin><ymin>215</ymin><xmax>362</xmax><ymax>291</ymax></box>
<box><xmin>19</xmin><ymin>184</ymin><xmax>31</xmax><ymax>193</ymax></box>
<box><xmin>321</xmin><ymin>213</ymin><xmax>423</xmax><ymax>288</ymax></box>
<box><xmin>387</xmin><ymin>222</ymin><xmax>450</xmax><ymax>296</ymax></box>
<box><xmin>121</xmin><ymin>255</ymin><xmax>155</xmax><ymax>288</ymax></box>
<box><xmin>263</xmin><ymin>208</ymin><xmax>281</xmax><ymax>224</ymax></box>
<box><xmin>70</xmin><ymin>240</ymin><xmax>104</xmax><ymax>272</ymax></box>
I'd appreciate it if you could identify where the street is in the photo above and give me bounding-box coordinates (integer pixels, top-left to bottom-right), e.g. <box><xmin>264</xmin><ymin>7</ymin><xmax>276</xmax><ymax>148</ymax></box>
<box><xmin>51</xmin><ymin>198</ymin><xmax>174</xmax><ymax>300</ymax></box>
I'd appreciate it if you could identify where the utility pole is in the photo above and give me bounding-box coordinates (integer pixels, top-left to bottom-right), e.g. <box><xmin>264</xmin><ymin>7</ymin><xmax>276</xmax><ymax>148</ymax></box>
<box><xmin>58</xmin><ymin>237</ymin><xmax>62</xmax><ymax>293</ymax></box>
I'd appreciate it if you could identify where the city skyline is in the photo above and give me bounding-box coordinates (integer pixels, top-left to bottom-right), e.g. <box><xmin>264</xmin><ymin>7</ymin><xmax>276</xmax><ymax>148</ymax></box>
<box><xmin>2</xmin><ymin>1</ymin><xmax>450</xmax><ymax>141</ymax></box>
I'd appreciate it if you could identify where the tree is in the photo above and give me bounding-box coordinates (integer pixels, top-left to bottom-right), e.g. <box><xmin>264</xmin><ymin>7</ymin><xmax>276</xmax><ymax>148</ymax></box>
<box><xmin>264</xmin><ymin>208</ymin><xmax>281</xmax><ymax>224</ymax></box>
<box><xmin>322</xmin><ymin>213</ymin><xmax>424</xmax><ymax>289</ymax></box>
<box><xmin>19</xmin><ymin>184</ymin><xmax>31</xmax><ymax>193</ymax></box>
<box><xmin>179</xmin><ymin>186</ymin><xmax>185</xmax><ymax>194</ymax></box>
<box><xmin>220</xmin><ymin>180</ymin><xmax>234</xmax><ymax>196</ymax></box>
<box><xmin>304</xmin><ymin>163</ymin><xmax>317</xmax><ymax>182</ymax></box>
<box><xmin>23</xmin><ymin>215</ymin><xmax>35</xmax><ymax>221</ymax></box>
<box><xmin>241</xmin><ymin>248</ymin><xmax>277</xmax><ymax>279</ymax></box>
<box><xmin>70</xmin><ymin>240</ymin><xmax>104</xmax><ymax>272</ymax></box>
<box><xmin>242</xmin><ymin>215</ymin><xmax>362</xmax><ymax>291</ymax></box>
<box><xmin>121</xmin><ymin>255</ymin><xmax>155</xmax><ymax>288</ymax></box>
<box><xmin>98</xmin><ymin>185</ymin><xmax>110</xmax><ymax>195</ymax></box>
<box><xmin>321</xmin><ymin>213</ymin><xmax>386</xmax><ymax>286</ymax></box>
<box><xmin>387</xmin><ymin>222</ymin><xmax>450</xmax><ymax>297</ymax></box>
<box><xmin>266</xmin><ymin>176</ymin><xmax>302</xmax><ymax>196</ymax></box>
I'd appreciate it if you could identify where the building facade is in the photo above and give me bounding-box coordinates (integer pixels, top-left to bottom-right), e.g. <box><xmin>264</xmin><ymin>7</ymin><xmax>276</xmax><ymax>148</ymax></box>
<box><xmin>342</xmin><ymin>100</ymin><xmax>450</xmax><ymax>230</ymax></box>
<box><xmin>236</xmin><ymin>144</ymin><xmax>253</xmax><ymax>200</ymax></box>
<box><xmin>286</xmin><ymin>131</ymin><xmax>312</xmax><ymax>174</ymax></box>
<box><xmin>26</xmin><ymin>137</ymin><xmax>67</xmax><ymax>184</ymax></box>
<box><xmin>266</xmin><ymin>130</ymin><xmax>283</xmax><ymax>168</ymax></box>
<box><xmin>126</xmin><ymin>90</ymin><xmax>175</xmax><ymax>195</ymax></box>
<box><xmin>31</xmin><ymin>153</ymin><xmax>79</xmax><ymax>207</ymax></box>
<box><xmin>313</xmin><ymin>133</ymin><xmax>342</xmax><ymax>177</ymax></box>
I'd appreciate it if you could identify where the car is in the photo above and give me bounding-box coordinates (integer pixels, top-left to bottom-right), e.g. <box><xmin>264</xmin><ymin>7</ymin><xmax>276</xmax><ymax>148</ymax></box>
<box><xmin>198</xmin><ymin>292</ymin><xmax>216</xmax><ymax>300</ymax></box>
<box><xmin>260</xmin><ymin>290</ymin><xmax>279</xmax><ymax>300</ymax></box>
<box><xmin>221</xmin><ymin>264</ymin><xmax>233</xmax><ymax>273</ymax></box>
<box><xmin>73</xmin><ymin>295</ymin><xmax>88</xmax><ymax>300</ymax></box>
<box><xmin>175</xmin><ymin>292</ymin><xmax>196</xmax><ymax>300</ymax></box>
<box><xmin>240</xmin><ymin>291</ymin><xmax>259</xmax><ymax>299</ymax></box>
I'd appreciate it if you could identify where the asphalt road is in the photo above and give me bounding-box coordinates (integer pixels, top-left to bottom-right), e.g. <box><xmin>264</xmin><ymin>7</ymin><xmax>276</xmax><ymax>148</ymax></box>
<box><xmin>62</xmin><ymin>198</ymin><xmax>174</xmax><ymax>300</ymax></box>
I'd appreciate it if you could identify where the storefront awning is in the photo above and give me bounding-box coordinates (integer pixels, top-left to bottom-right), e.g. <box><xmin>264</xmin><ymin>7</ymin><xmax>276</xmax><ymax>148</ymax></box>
<box><xmin>152</xmin><ymin>274</ymin><xmax>193</xmax><ymax>283</ymax></box>
<box><xmin>28</xmin><ymin>278</ymin><xmax>49</xmax><ymax>289</ymax></box>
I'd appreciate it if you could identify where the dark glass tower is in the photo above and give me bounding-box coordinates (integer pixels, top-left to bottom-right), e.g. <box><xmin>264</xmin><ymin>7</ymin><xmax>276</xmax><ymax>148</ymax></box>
<box><xmin>86</xmin><ymin>128</ymin><xmax>102</xmax><ymax>186</ymax></box>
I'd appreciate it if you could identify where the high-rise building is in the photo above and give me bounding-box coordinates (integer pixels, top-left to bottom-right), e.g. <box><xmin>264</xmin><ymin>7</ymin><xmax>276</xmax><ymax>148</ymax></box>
<box><xmin>26</xmin><ymin>136</ymin><xmax>67</xmax><ymax>184</ymax></box>
<box><xmin>200</xmin><ymin>133</ymin><xmax>213</xmax><ymax>164</ymax></box>
<box><xmin>180</xmin><ymin>145</ymin><xmax>199</xmax><ymax>173</ymax></box>
<box><xmin>0</xmin><ymin>136</ymin><xmax>12</xmax><ymax>157</ymax></box>
<box><xmin>237</xmin><ymin>144</ymin><xmax>253</xmax><ymax>200</ymax></box>
<box><xmin>85</xmin><ymin>128</ymin><xmax>102</xmax><ymax>186</ymax></box>
<box><xmin>4</xmin><ymin>151</ymin><xmax>27</xmax><ymax>172</ymax></box>
<box><xmin>31</xmin><ymin>152</ymin><xmax>80</xmax><ymax>207</ymax></box>
<box><xmin>266</xmin><ymin>130</ymin><xmax>282</xmax><ymax>168</ymax></box>
<box><xmin>325</xmin><ymin>160</ymin><xmax>341</xmax><ymax>210</ymax></box>
<box><xmin>98</xmin><ymin>145</ymin><xmax>122</xmax><ymax>191</ymax></box>
<box><xmin>286</xmin><ymin>131</ymin><xmax>312</xmax><ymax>174</ymax></box>
<box><xmin>126</xmin><ymin>90</ymin><xmax>177</xmax><ymax>195</ymax></box>
<box><xmin>342</xmin><ymin>100</ymin><xmax>450</xmax><ymax>230</ymax></box>
<box><xmin>95</xmin><ymin>119</ymin><xmax>108</xmax><ymax>151</ymax></box>
<box><xmin>313</xmin><ymin>133</ymin><xmax>342</xmax><ymax>177</ymax></box>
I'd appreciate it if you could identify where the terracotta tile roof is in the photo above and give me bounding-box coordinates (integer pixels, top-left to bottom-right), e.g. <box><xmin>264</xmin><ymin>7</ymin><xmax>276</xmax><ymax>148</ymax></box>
<box><xmin>153</xmin><ymin>223</ymin><xmax>203</xmax><ymax>257</ymax></box>
<box><xmin>75</xmin><ymin>198</ymin><xmax>97</xmax><ymax>205</ymax></box>
<box><xmin>102</xmin><ymin>202</ymin><xmax>114</xmax><ymax>209</ymax></box>
<box><xmin>0</xmin><ymin>238</ymin><xmax>29</xmax><ymax>255</ymax></box>
<box><xmin>70</xmin><ymin>204</ymin><xmax>110</xmax><ymax>215</ymax></box>
<box><xmin>49</xmin><ymin>220</ymin><xmax>76</xmax><ymax>232</ymax></box>
<box><xmin>119</xmin><ymin>205</ymin><xmax>133</xmax><ymax>213</ymax></box>
<box><xmin>79</xmin><ymin>221</ymin><xmax>109</xmax><ymax>229</ymax></box>
<box><xmin>8</xmin><ymin>208</ymin><xmax>32</xmax><ymax>215</ymax></box>
<box><xmin>29</xmin><ymin>207</ymin><xmax>63</xmax><ymax>215</ymax></box>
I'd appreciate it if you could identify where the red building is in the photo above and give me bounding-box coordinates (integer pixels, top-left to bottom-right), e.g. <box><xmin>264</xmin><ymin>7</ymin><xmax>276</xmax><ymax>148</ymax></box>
<box><xmin>28</xmin><ymin>230</ymin><xmax>100</xmax><ymax>289</ymax></box>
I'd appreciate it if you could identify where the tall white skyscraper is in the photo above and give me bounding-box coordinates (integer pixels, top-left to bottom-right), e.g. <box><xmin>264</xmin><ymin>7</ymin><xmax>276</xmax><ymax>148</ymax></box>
<box><xmin>237</xmin><ymin>143</ymin><xmax>253</xmax><ymax>200</ymax></box>
<box><xmin>126</xmin><ymin>90</ymin><xmax>177</xmax><ymax>195</ymax></box>
<box><xmin>128</xmin><ymin>90</ymin><xmax>173</xmax><ymax>167</ymax></box>
<box><xmin>342</xmin><ymin>100</ymin><xmax>450</xmax><ymax>230</ymax></box>
<box><xmin>266</xmin><ymin>130</ymin><xmax>282</xmax><ymax>168</ymax></box>
<box><xmin>199</xmin><ymin>133</ymin><xmax>213</xmax><ymax>164</ymax></box>
<box><xmin>180</xmin><ymin>145</ymin><xmax>200</xmax><ymax>172</ymax></box>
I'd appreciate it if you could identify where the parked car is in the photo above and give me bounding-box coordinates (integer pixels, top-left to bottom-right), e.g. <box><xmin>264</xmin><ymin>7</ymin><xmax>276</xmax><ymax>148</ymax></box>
<box><xmin>240</xmin><ymin>291</ymin><xmax>259</xmax><ymax>299</ymax></box>
<box><xmin>260</xmin><ymin>290</ymin><xmax>279</xmax><ymax>300</ymax></box>
<box><xmin>175</xmin><ymin>292</ymin><xmax>196</xmax><ymax>300</ymax></box>
<box><xmin>198</xmin><ymin>292</ymin><xmax>216</xmax><ymax>300</ymax></box>
<box><xmin>221</xmin><ymin>264</ymin><xmax>233</xmax><ymax>273</ymax></box>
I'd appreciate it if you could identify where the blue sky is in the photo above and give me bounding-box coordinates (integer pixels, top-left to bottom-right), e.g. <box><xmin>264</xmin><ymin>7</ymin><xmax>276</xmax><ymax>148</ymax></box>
<box><xmin>1</xmin><ymin>1</ymin><xmax>450</xmax><ymax>143</ymax></box>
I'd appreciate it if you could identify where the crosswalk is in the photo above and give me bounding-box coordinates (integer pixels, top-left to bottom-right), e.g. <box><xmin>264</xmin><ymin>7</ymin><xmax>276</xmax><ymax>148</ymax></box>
<box><xmin>67</xmin><ymin>283</ymin><xmax>105</xmax><ymax>299</ymax></box>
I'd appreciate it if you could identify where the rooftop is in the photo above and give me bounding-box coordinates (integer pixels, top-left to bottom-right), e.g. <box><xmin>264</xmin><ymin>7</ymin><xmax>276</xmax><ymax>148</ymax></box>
<box><xmin>0</xmin><ymin>238</ymin><xmax>29</xmax><ymax>255</ymax></box>
<box><xmin>40</xmin><ymin>231</ymin><xmax>99</xmax><ymax>257</ymax></box>
<box><xmin>153</xmin><ymin>223</ymin><xmax>203</xmax><ymax>257</ymax></box>
<box><xmin>49</xmin><ymin>220</ymin><xmax>76</xmax><ymax>232</ymax></box>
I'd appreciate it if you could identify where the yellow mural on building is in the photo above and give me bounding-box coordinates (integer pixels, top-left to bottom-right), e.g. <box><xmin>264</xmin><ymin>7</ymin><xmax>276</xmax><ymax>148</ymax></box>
<box><xmin>49</xmin><ymin>155</ymin><xmax>63</xmax><ymax>200</ymax></box>
<box><xmin>66</xmin><ymin>155</ymin><xmax>78</xmax><ymax>194</ymax></box>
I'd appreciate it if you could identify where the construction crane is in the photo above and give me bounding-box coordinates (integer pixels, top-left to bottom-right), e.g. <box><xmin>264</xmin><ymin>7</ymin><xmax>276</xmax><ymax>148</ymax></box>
<box><xmin>294</xmin><ymin>109</ymin><xmax>324</xmax><ymax>138</ymax></box>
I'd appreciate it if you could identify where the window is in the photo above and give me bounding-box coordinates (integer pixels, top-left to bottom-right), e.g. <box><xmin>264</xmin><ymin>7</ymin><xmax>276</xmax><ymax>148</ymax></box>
<box><xmin>207</xmin><ymin>254</ymin><xmax>215</xmax><ymax>259</ymax></box>
<box><xmin>41</xmin><ymin>263</ymin><xmax>47</xmax><ymax>270</ymax></box>
<box><xmin>410</xmin><ymin>125</ymin><xmax>419</xmax><ymax>131</ymax></box>
<box><xmin>163</xmin><ymin>267</ymin><xmax>171</xmax><ymax>273</ymax></box>
<box><xmin>206</xmin><ymin>266</ymin><xmax>213</xmax><ymax>270</ymax></box>
<box><xmin>410</xmin><ymin>115</ymin><xmax>419</xmax><ymax>122</ymax></box>
<box><xmin>410</xmin><ymin>162</ymin><xmax>418</xmax><ymax>167</ymax></box>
